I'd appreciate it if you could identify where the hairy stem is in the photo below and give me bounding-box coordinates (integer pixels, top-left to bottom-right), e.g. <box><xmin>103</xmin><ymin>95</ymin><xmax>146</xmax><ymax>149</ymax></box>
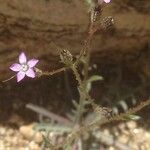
<box><xmin>42</xmin><ymin>67</ymin><xmax>66</xmax><ymax>76</ymax></box>
<box><xmin>62</xmin><ymin>99</ymin><xmax>150</xmax><ymax>147</ymax></box>
<box><xmin>72</xmin><ymin>64</ymin><xmax>82</xmax><ymax>86</ymax></box>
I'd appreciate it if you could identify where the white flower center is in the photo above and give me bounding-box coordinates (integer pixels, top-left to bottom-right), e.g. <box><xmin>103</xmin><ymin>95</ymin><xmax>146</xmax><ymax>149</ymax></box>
<box><xmin>21</xmin><ymin>64</ymin><xmax>29</xmax><ymax>72</ymax></box>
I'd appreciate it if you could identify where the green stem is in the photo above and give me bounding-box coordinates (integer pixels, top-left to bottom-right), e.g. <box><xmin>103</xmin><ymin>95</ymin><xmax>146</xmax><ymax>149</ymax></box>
<box><xmin>72</xmin><ymin>64</ymin><xmax>86</xmax><ymax>125</ymax></box>
<box><xmin>42</xmin><ymin>67</ymin><xmax>66</xmax><ymax>76</ymax></box>
<box><xmin>83</xmin><ymin>24</ymin><xmax>96</xmax><ymax>81</ymax></box>
<box><xmin>72</xmin><ymin>64</ymin><xmax>82</xmax><ymax>86</ymax></box>
<box><xmin>71</xmin><ymin>26</ymin><xmax>95</xmax><ymax>125</ymax></box>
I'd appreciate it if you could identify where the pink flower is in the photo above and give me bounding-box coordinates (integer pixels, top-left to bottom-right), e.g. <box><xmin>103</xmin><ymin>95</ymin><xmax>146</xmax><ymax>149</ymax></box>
<box><xmin>98</xmin><ymin>0</ymin><xmax>111</xmax><ymax>4</ymax></box>
<box><xmin>10</xmin><ymin>52</ymin><xmax>39</xmax><ymax>82</ymax></box>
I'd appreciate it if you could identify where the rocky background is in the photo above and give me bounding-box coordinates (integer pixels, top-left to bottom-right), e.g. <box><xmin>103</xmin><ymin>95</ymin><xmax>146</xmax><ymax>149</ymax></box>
<box><xmin>0</xmin><ymin>0</ymin><xmax>149</xmax><ymax>80</ymax></box>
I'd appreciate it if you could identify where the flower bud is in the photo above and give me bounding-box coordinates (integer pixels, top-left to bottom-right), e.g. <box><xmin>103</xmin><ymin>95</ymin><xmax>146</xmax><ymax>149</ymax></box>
<box><xmin>60</xmin><ymin>49</ymin><xmax>73</xmax><ymax>66</ymax></box>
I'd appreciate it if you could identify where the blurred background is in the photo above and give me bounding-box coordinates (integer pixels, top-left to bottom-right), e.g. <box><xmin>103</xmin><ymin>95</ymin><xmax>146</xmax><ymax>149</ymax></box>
<box><xmin>0</xmin><ymin>0</ymin><xmax>150</xmax><ymax>149</ymax></box>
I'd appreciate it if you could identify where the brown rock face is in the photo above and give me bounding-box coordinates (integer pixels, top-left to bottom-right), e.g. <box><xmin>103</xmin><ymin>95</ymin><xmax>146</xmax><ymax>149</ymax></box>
<box><xmin>0</xmin><ymin>0</ymin><xmax>150</xmax><ymax>80</ymax></box>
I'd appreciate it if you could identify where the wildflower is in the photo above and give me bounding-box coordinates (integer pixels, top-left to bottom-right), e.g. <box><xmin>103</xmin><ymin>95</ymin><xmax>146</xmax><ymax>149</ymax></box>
<box><xmin>10</xmin><ymin>52</ymin><xmax>39</xmax><ymax>82</ymax></box>
<box><xmin>98</xmin><ymin>0</ymin><xmax>111</xmax><ymax>4</ymax></box>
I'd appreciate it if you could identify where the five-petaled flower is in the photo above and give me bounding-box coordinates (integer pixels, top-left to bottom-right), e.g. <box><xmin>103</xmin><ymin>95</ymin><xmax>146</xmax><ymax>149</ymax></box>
<box><xmin>98</xmin><ymin>0</ymin><xmax>111</xmax><ymax>4</ymax></box>
<box><xmin>10</xmin><ymin>52</ymin><xmax>39</xmax><ymax>82</ymax></box>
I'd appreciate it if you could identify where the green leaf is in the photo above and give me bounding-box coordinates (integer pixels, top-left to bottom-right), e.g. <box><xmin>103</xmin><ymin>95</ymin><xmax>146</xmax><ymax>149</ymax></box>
<box><xmin>66</xmin><ymin>113</ymin><xmax>75</xmax><ymax>122</ymax></box>
<box><xmin>33</xmin><ymin>123</ymin><xmax>72</xmax><ymax>133</ymax></box>
<box><xmin>123</xmin><ymin>114</ymin><xmax>141</xmax><ymax>121</ymax></box>
<box><xmin>88</xmin><ymin>75</ymin><xmax>103</xmax><ymax>83</ymax></box>
<box><xmin>72</xmin><ymin>100</ymin><xmax>79</xmax><ymax>109</ymax></box>
<box><xmin>86</xmin><ymin>82</ymin><xmax>92</xmax><ymax>93</ymax></box>
<box><xmin>86</xmin><ymin>75</ymin><xmax>103</xmax><ymax>92</ymax></box>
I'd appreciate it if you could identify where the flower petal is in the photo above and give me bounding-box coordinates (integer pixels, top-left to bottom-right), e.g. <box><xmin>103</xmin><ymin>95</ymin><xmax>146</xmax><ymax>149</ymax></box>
<box><xmin>98</xmin><ymin>0</ymin><xmax>111</xmax><ymax>4</ymax></box>
<box><xmin>104</xmin><ymin>0</ymin><xmax>111</xmax><ymax>3</ymax></box>
<box><xmin>25</xmin><ymin>68</ymin><xmax>35</xmax><ymax>78</ymax></box>
<box><xmin>19</xmin><ymin>52</ymin><xmax>27</xmax><ymax>64</ymax></box>
<box><xmin>10</xmin><ymin>63</ymin><xmax>21</xmax><ymax>72</ymax></box>
<box><xmin>27</xmin><ymin>59</ymin><xmax>39</xmax><ymax>68</ymax></box>
<box><xmin>17</xmin><ymin>71</ymin><xmax>25</xmax><ymax>82</ymax></box>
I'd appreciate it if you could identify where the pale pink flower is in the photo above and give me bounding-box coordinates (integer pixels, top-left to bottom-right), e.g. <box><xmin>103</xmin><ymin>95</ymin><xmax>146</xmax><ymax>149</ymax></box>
<box><xmin>10</xmin><ymin>52</ymin><xmax>39</xmax><ymax>82</ymax></box>
<box><xmin>98</xmin><ymin>0</ymin><xmax>111</xmax><ymax>4</ymax></box>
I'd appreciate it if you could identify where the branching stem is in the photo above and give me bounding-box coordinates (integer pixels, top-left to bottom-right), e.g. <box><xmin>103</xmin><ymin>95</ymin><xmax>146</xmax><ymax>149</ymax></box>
<box><xmin>42</xmin><ymin>67</ymin><xmax>66</xmax><ymax>76</ymax></box>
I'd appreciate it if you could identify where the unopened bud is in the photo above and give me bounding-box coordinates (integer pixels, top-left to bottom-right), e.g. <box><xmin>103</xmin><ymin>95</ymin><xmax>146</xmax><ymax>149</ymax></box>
<box><xmin>34</xmin><ymin>67</ymin><xmax>43</xmax><ymax>77</ymax></box>
<box><xmin>91</xmin><ymin>5</ymin><xmax>102</xmax><ymax>23</ymax></box>
<box><xmin>101</xmin><ymin>16</ymin><xmax>114</xmax><ymax>29</ymax></box>
<box><xmin>60</xmin><ymin>49</ymin><xmax>73</xmax><ymax>66</ymax></box>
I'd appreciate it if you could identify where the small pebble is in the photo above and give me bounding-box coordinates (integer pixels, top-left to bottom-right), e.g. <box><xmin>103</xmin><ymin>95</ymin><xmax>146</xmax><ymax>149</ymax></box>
<box><xmin>19</xmin><ymin>124</ymin><xmax>43</xmax><ymax>144</ymax></box>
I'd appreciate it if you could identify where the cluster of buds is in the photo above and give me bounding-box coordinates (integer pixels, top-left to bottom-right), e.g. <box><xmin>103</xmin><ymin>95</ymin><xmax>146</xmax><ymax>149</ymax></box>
<box><xmin>90</xmin><ymin>0</ymin><xmax>114</xmax><ymax>33</ymax></box>
<box><xmin>101</xmin><ymin>16</ymin><xmax>114</xmax><ymax>29</ymax></box>
<box><xmin>60</xmin><ymin>49</ymin><xmax>73</xmax><ymax>66</ymax></box>
<box><xmin>90</xmin><ymin>0</ymin><xmax>111</xmax><ymax>23</ymax></box>
<box><xmin>91</xmin><ymin>5</ymin><xmax>102</xmax><ymax>23</ymax></box>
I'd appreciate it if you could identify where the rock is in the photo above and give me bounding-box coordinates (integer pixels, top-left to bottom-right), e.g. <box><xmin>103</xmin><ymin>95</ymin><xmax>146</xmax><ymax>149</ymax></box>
<box><xmin>0</xmin><ymin>126</ymin><xmax>6</xmax><ymax>136</ymax></box>
<box><xmin>19</xmin><ymin>124</ymin><xmax>43</xmax><ymax>144</ymax></box>
<box><xmin>28</xmin><ymin>141</ymin><xmax>41</xmax><ymax>150</ymax></box>
<box><xmin>126</xmin><ymin>121</ymin><xmax>137</xmax><ymax>129</ymax></box>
